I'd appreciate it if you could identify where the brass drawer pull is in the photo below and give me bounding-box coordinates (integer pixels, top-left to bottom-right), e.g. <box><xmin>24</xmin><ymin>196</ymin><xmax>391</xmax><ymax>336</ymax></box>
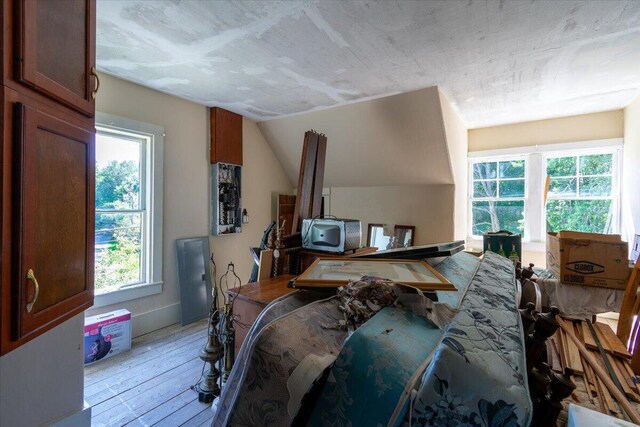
<box><xmin>26</xmin><ymin>269</ymin><xmax>40</xmax><ymax>313</ymax></box>
<box><xmin>91</xmin><ymin>67</ymin><xmax>100</xmax><ymax>99</ymax></box>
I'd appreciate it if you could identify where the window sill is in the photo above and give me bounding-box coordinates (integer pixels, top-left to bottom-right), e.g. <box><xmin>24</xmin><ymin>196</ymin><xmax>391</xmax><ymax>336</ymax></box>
<box><xmin>466</xmin><ymin>237</ymin><xmax>546</xmax><ymax>253</ymax></box>
<box><xmin>93</xmin><ymin>281</ymin><xmax>163</xmax><ymax>308</ymax></box>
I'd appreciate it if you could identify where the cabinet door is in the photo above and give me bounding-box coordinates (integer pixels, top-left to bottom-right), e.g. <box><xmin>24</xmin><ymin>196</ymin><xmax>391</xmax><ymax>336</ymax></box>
<box><xmin>15</xmin><ymin>0</ymin><xmax>96</xmax><ymax>117</ymax></box>
<box><xmin>13</xmin><ymin>103</ymin><xmax>94</xmax><ymax>340</ymax></box>
<box><xmin>210</xmin><ymin>107</ymin><xmax>243</xmax><ymax>165</ymax></box>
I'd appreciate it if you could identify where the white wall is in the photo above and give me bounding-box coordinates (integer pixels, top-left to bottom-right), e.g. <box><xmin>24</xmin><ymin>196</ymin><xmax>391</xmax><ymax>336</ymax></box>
<box><xmin>439</xmin><ymin>91</ymin><xmax>468</xmax><ymax>240</ymax></box>
<box><xmin>623</xmin><ymin>97</ymin><xmax>640</xmax><ymax>243</ymax></box>
<box><xmin>87</xmin><ymin>74</ymin><xmax>292</xmax><ymax>335</ymax></box>
<box><xmin>0</xmin><ymin>314</ymin><xmax>85</xmax><ymax>426</ymax></box>
<box><xmin>329</xmin><ymin>185</ymin><xmax>455</xmax><ymax>245</ymax></box>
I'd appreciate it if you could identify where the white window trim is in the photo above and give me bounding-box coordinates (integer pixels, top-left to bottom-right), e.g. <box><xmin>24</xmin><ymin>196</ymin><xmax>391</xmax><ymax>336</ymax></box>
<box><xmin>94</xmin><ymin>112</ymin><xmax>164</xmax><ymax>308</ymax></box>
<box><xmin>467</xmin><ymin>138</ymin><xmax>623</xmax><ymax>251</ymax></box>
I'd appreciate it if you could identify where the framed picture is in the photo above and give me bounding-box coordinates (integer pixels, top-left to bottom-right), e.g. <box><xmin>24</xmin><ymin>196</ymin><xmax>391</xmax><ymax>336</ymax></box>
<box><xmin>368</xmin><ymin>224</ymin><xmax>415</xmax><ymax>250</ymax></box>
<box><xmin>293</xmin><ymin>258</ymin><xmax>455</xmax><ymax>291</ymax></box>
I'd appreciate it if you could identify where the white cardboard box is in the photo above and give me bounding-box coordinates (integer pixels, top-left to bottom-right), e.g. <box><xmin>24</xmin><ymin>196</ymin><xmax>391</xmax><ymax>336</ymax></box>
<box><xmin>84</xmin><ymin>309</ymin><xmax>132</xmax><ymax>365</ymax></box>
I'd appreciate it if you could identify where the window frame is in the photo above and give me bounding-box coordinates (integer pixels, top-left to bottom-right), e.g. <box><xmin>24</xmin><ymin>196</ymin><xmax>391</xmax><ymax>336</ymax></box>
<box><xmin>468</xmin><ymin>155</ymin><xmax>529</xmax><ymax>238</ymax></box>
<box><xmin>93</xmin><ymin>112</ymin><xmax>164</xmax><ymax>308</ymax></box>
<box><xmin>467</xmin><ymin>138</ymin><xmax>623</xmax><ymax>250</ymax></box>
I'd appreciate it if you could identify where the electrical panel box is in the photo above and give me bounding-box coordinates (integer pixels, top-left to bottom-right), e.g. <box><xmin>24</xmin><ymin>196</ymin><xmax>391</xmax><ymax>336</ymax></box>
<box><xmin>211</xmin><ymin>162</ymin><xmax>242</xmax><ymax>235</ymax></box>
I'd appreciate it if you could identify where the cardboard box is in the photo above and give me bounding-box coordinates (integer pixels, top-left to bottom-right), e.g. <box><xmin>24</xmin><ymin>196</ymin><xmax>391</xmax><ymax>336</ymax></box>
<box><xmin>84</xmin><ymin>309</ymin><xmax>132</xmax><ymax>365</ymax></box>
<box><xmin>546</xmin><ymin>231</ymin><xmax>629</xmax><ymax>289</ymax></box>
<box><xmin>483</xmin><ymin>231</ymin><xmax>522</xmax><ymax>264</ymax></box>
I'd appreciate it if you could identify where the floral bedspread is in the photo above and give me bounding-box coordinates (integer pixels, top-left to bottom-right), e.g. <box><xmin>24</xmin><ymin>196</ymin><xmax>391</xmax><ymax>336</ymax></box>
<box><xmin>212</xmin><ymin>290</ymin><xmax>327</xmax><ymax>427</ymax></box>
<box><xmin>212</xmin><ymin>252</ymin><xmax>530</xmax><ymax>426</ymax></box>
<box><xmin>213</xmin><ymin>295</ymin><xmax>347</xmax><ymax>427</ymax></box>
<box><xmin>404</xmin><ymin>252</ymin><xmax>532</xmax><ymax>426</ymax></box>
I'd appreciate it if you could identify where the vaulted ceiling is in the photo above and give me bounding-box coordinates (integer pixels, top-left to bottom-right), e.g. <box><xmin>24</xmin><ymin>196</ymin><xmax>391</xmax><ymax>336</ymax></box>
<box><xmin>97</xmin><ymin>0</ymin><xmax>640</xmax><ymax>128</ymax></box>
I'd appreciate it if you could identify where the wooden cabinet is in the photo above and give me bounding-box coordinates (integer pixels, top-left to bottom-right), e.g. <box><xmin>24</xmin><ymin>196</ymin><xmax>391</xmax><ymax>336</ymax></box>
<box><xmin>1</xmin><ymin>0</ymin><xmax>96</xmax><ymax>355</ymax></box>
<box><xmin>225</xmin><ymin>275</ymin><xmax>296</xmax><ymax>354</ymax></box>
<box><xmin>14</xmin><ymin>0</ymin><xmax>96</xmax><ymax>117</ymax></box>
<box><xmin>210</xmin><ymin>107</ymin><xmax>242</xmax><ymax>165</ymax></box>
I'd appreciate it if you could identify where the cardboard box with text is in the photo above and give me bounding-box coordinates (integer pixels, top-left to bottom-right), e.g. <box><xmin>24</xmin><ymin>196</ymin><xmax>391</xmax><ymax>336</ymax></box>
<box><xmin>546</xmin><ymin>231</ymin><xmax>629</xmax><ymax>289</ymax></box>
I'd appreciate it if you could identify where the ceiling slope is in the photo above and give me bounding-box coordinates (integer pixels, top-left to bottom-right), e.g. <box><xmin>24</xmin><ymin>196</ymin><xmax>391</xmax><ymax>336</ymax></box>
<box><xmin>258</xmin><ymin>86</ymin><xmax>456</xmax><ymax>188</ymax></box>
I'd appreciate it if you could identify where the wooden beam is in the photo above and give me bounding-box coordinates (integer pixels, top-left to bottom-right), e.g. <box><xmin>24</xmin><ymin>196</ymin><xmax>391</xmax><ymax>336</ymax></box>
<box><xmin>617</xmin><ymin>259</ymin><xmax>640</xmax><ymax>344</ymax></box>
<box><xmin>559</xmin><ymin>317</ymin><xmax>640</xmax><ymax>424</ymax></box>
<box><xmin>311</xmin><ymin>133</ymin><xmax>327</xmax><ymax>218</ymax></box>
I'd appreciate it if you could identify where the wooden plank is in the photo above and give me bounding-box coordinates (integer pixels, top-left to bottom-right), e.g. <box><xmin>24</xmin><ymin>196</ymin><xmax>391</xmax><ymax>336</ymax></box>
<box><xmin>548</xmin><ymin>336</ymin><xmax>563</xmax><ymax>372</ymax></box>
<box><xmin>617</xmin><ymin>258</ymin><xmax>640</xmax><ymax>344</ymax></box>
<box><xmin>310</xmin><ymin>133</ymin><xmax>327</xmax><ymax>218</ymax></box>
<box><xmin>84</xmin><ymin>327</ymin><xmax>206</xmax><ymax>399</ymax></box>
<box><xmin>556</xmin><ymin>330</ymin><xmax>567</xmax><ymax>370</ymax></box>
<box><xmin>84</xmin><ymin>322</ymin><xmax>185</xmax><ymax>375</ymax></box>
<box><xmin>291</xmin><ymin>132</ymin><xmax>309</xmax><ymax>234</ymax></box>
<box><xmin>582</xmin><ymin>320</ymin><xmax>598</xmax><ymax>350</ymax></box>
<box><xmin>292</xmin><ymin>131</ymin><xmax>318</xmax><ymax>233</ymax></box>
<box><xmin>154</xmin><ymin>398</ymin><xmax>211</xmax><ymax>427</ymax></box>
<box><xmin>85</xmin><ymin>332</ymin><xmax>206</xmax><ymax>406</ymax></box>
<box><xmin>84</xmin><ymin>320</ymin><xmax>207</xmax><ymax>382</ymax></box>
<box><xmin>608</xmin><ymin>353</ymin><xmax>634</xmax><ymax>399</ymax></box>
<box><xmin>181</xmin><ymin>407</ymin><xmax>215</xmax><ymax>427</ymax></box>
<box><xmin>126</xmin><ymin>389</ymin><xmax>197</xmax><ymax>426</ymax></box>
<box><xmin>596</xmin><ymin>322</ymin><xmax>632</xmax><ymax>359</ymax></box>
<box><xmin>299</xmin><ymin>131</ymin><xmax>319</xmax><ymax>221</ymax></box>
<box><xmin>588</xmin><ymin>361</ymin><xmax>607</xmax><ymax>414</ymax></box>
<box><xmin>558</xmin><ymin>318</ymin><xmax>640</xmax><ymax>423</ymax></box>
<box><xmin>90</xmin><ymin>357</ymin><xmax>204</xmax><ymax>426</ymax></box>
<box><xmin>563</xmin><ymin>323</ymin><xmax>584</xmax><ymax>374</ymax></box>
<box><xmin>257</xmin><ymin>249</ymin><xmax>274</xmax><ymax>280</ymax></box>
<box><xmin>580</xmin><ymin>356</ymin><xmax>595</xmax><ymax>404</ymax></box>
<box><xmin>621</xmin><ymin>359</ymin><xmax>640</xmax><ymax>393</ymax></box>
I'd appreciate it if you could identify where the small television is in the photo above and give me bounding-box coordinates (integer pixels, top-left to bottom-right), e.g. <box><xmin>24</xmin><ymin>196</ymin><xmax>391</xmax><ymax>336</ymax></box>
<box><xmin>301</xmin><ymin>218</ymin><xmax>361</xmax><ymax>253</ymax></box>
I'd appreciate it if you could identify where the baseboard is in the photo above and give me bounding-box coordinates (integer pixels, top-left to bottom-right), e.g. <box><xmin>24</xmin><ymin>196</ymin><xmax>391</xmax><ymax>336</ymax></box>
<box><xmin>50</xmin><ymin>401</ymin><xmax>91</xmax><ymax>427</ymax></box>
<box><xmin>132</xmin><ymin>302</ymin><xmax>181</xmax><ymax>338</ymax></box>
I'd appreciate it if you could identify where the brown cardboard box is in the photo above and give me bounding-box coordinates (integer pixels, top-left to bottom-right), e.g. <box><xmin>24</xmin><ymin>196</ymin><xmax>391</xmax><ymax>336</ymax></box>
<box><xmin>546</xmin><ymin>231</ymin><xmax>629</xmax><ymax>289</ymax></box>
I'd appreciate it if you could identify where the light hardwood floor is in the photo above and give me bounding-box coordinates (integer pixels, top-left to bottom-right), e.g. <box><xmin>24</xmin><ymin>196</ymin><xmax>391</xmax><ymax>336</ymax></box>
<box><xmin>84</xmin><ymin>319</ymin><xmax>215</xmax><ymax>427</ymax></box>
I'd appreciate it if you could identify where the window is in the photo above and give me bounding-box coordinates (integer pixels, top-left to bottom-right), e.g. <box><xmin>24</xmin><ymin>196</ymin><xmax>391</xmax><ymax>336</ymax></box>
<box><xmin>546</xmin><ymin>153</ymin><xmax>616</xmax><ymax>234</ymax></box>
<box><xmin>468</xmin><ymin>140</ymin><xmax>622</xmax><ymax>243</ymax></box>
<box><xmin>94</xmin><ymin>113</ymin><xmax>164</xmax><ymax>305</ymax></box>
<box><xmin>471</xmin><ymin>159</ymin><xmax>526</xmax><ymax>236</ymax></box>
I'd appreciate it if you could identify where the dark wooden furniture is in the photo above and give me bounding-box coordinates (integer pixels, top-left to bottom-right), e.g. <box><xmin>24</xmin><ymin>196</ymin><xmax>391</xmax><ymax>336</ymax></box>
<box><xmin>226</xmin><ymin>275</ymin><xmax>296</xmax><ymax>354</ymax></box>
<box><xmin>291</xmin><ymin>131</ymin><xmax>326</xmax><ymax>233</ymax></box>
<box><xmin>209</xmin><ymin>107</ymin><xmax>242</xmax><ymax>165</ymax></box>
<box><xmin>1</xmin><ymin>0</ymin><xmax>96</xmax><ymax>355</ymax></box>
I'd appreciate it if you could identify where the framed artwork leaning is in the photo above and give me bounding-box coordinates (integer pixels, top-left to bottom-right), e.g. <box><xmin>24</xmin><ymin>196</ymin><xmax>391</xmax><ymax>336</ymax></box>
<box><xmin>368</xmin><ymin>224</ymin><xmax>415</xmax><ymax>250</ymax></box>
<box><xmin>292</xmin><ymin>258</ymin><xmax>455</xmax><ymax>291</ymax></box>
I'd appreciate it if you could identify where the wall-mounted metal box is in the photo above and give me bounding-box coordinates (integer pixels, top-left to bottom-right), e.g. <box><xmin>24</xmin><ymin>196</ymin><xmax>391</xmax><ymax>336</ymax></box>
<box><xmin>211</xmin><ymin>162</ymin><xmax>242</xmax><ymax>235</ymax></box>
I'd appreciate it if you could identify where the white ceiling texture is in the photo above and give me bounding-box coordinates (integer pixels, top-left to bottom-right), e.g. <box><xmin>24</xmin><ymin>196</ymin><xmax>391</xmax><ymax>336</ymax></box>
<box><xmin>97</xmin><ymin>0</ymin><xmax>640</xmax><ymax>128</ymax></box>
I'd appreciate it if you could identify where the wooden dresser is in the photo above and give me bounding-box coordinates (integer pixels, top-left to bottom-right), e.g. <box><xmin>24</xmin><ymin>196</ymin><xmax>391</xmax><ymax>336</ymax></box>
<box><xmin>226</xmin><ymin>275</ymin><xmax>296</xmax><ymax>353</ymax></box>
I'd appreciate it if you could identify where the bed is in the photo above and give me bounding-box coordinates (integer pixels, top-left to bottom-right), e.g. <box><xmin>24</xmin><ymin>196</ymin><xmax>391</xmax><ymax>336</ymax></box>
<box><xmin>212</xmin><ymin>251</ymin><xmax>532</xmax><ymax>426</ymax></box>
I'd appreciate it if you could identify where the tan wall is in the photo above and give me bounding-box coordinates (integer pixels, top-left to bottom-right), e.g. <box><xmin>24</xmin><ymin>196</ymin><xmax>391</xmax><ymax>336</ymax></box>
<box><xmin>469</xmin><ymin>110</ymin><xmax>624</xmax><ymax>152</ymax></box>
<box><xmin>623</xmin><ymin>97</ymin><xmax>640</xmax><ymax>241</ymax></box>
<box><xmin>329</xmin><ymin>185</ymin><xmax>455</xmax><ymax>245</ymax></box>
<box><xmin>439</xmin><ymin>91</ymin><xmax>468</xmax><ymax>240</ymax></box>
<box><xmin>258</xmin><ymin>86</ymin><xmax>454</xmax><ymax>188</ymax></box>
<box><xmin>88</xmin><ymin>74</ymin><xmax>292</xmax><ymax>332</ymax></box>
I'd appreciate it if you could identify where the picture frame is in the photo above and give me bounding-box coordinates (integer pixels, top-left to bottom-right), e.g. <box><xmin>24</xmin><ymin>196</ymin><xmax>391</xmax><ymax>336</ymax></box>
<box><xmin>293</xmin><ymin>257</ymin><xmax>455</xmax><ymax>291</ymax></box>
<box><xmin>367</xmin><ymin>223</ymin><xmax>415</xmax><ymax>250</ymax></box>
